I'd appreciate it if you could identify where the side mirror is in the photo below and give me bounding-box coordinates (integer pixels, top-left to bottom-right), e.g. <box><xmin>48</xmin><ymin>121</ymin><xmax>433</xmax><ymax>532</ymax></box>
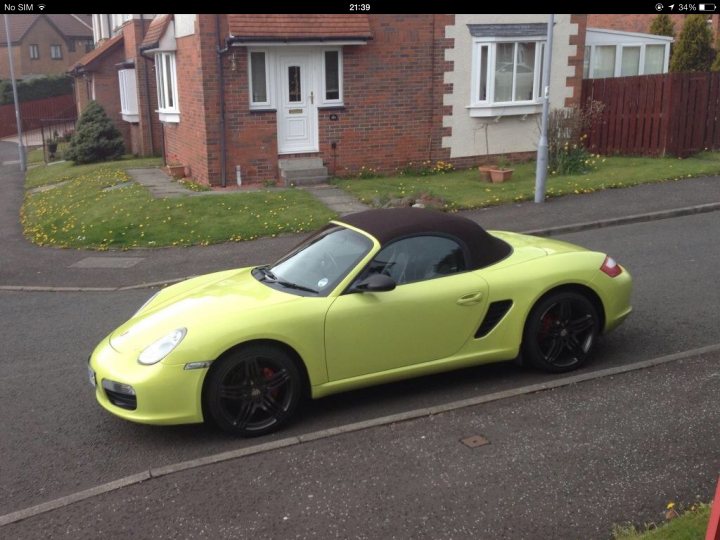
<box><xmin>351</xmin><ymin>273</ymin><xmax>396</xmax><ymax>293</ymax></box>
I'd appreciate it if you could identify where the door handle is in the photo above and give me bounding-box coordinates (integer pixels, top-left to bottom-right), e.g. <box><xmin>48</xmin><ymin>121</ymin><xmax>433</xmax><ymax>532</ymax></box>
<box><xmin>310</xmin><ymin>91</ymin><xmax>314</xmax><ymax>104</ymax></box>
<box><xmin>457</xmin><ymin>292</ymin><xmax>483</xmax><ymax>306</ymax></box>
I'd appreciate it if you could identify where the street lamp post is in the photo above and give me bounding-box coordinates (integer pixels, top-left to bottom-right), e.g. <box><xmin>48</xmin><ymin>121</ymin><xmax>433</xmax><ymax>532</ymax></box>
<box><xmin>4</xmin><ymin>14</ymin><xmax>26</xmax><ymax>172</ymax></box>
<box><xmin>534</xmin><ymin>13</ymin><xmax>554</xmax><ymax>203</ymax></box>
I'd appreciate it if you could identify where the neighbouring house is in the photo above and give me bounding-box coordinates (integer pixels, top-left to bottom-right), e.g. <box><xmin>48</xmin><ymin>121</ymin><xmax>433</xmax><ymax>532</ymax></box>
<box><xmin>77</xmin><ymin>14</ymin><xmax>587</xmax><ymax>186</ymax></box>
<box><xmin>584</xmin><ymin>28</ymin><xmax>673</xmax><ymax>78</ymax></box>
<box><xmin>69</xmin><ymin>15</ymin><xmax>162</xmax><ymax>157</ymax></box>
<box><xmin>0</xmin><ymin>14</ymin><xmax>93</xmax><ymax>79</ymax></box>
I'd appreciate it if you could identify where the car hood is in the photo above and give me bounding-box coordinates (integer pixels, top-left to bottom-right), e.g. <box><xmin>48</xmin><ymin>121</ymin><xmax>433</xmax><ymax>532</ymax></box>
<box><xmin>108</xmin><ymin>268</ymin><xmax>302</xmax><ymax>354</ymax></box>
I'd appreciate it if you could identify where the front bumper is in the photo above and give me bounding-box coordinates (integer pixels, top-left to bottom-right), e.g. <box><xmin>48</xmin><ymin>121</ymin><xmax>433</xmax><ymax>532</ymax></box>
<box><xmin>89</xmin><ymin>338</ymin><xmax>207</xmax><ymax>425</ymax></box>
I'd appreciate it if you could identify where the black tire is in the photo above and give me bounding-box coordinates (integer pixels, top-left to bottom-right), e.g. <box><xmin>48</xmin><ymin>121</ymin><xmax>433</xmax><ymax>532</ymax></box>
<box><xmin>204</xmin><ymin>344</ymin><xmax>303</xmax><ymax>437</ymax></box>
<box><xmin>521</xmin><ymin>291</ymin><xmax>600</xmax><ymax>373</ymax></box>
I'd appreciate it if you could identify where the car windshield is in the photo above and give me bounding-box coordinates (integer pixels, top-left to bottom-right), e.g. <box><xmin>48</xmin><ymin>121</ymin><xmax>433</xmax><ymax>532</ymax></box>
<box><xmin>256</xmin><ymin>226</ymin><xmax>373</xmax><ymax>296</ymax></box>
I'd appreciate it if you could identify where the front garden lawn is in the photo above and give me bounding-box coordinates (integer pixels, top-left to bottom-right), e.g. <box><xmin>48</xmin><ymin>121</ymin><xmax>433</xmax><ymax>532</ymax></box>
<box><xmin>22</xmin><ymin>159</ymin><xmax>335</xmax><ymax>249</ymax></box>
<box><xmin>613</xmin><ymin>503</ymin><xmax>710</xmax><ymax>539</ymax></box>
<box><xmin>334</xmin><ymin>152</ymin><xmax>720</xmax><ymax>211</ymax></box>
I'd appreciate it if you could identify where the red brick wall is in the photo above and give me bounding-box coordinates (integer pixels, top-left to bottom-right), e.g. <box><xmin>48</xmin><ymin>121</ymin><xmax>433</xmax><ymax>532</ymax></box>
<box><xmin>162</xmin><ymin>15</ymin><xmax>218</xmax><ymax>184</ymax></box>
<box><xmin>212</xmin><ymin>14</ymin><xmax>456</xmax><ymax>185</ymax></box>
<box><xmin>588</xmin><ymin>14</ymin><xmax>719</xmax><ymax>36</ymax></box>
<box><xmin>123</xmin><ymin>19</ymin><xmax>162</xmax><ymax>156</ymax></box>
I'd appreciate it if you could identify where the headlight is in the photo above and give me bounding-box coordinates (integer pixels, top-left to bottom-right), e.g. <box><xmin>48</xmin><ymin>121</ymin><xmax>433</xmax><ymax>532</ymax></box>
<box><xmin>134</xmin><ymin>291</ymin><xmax>160</xmax><ymax>316</ymax></box>
<box><xmin>138</xmin><ymin>328</ymin><xmax>187</xmax><ymax>365</ymax></box>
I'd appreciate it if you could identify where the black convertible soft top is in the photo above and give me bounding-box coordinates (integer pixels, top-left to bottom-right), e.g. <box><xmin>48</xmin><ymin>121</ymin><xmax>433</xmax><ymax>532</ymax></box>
<box><xmin>336</xmin><ymin>208</ymin><xmax>512</xmax><ymax>270</ymax></box>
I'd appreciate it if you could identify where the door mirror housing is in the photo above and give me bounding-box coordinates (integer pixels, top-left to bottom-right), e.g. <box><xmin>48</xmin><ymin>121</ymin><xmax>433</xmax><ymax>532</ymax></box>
<box><xmin>350</xmin><ymin>273</ymin><xmax>396</xmax><ymax>293</ymax></box>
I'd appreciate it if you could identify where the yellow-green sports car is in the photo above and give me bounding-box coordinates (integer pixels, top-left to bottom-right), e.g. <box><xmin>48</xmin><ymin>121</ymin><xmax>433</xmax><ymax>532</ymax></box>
<box><xmin>89</xmin><ymin>208</ymin><xmax>632</xmax><ymax>437</ymax></box>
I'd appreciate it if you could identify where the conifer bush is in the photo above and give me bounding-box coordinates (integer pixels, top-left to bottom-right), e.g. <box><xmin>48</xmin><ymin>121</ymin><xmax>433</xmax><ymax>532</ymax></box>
<box><xmin>65</xmin><ymin>101</ymin><xmax>125</xmax><ymax>164</ymax></box>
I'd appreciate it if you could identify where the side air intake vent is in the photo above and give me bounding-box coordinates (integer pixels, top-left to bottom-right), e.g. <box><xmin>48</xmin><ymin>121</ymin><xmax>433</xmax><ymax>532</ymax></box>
<box><xmin>475</xmin><ymin>300</ymin><xmax>513</xmax><ymax>338</ymax></box>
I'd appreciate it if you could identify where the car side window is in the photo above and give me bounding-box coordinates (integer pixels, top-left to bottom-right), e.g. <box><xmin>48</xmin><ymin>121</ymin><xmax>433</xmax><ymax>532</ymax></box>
<box><xmin>366</xmin><ymin>236</ymin><xmax>466</xmax><ymax>286</ymax></box>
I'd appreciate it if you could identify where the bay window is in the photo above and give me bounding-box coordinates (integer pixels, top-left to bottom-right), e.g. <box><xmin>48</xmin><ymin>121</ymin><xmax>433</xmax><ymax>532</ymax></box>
<box><xmin>470</xmin><ymin>37</ymin><xmax>546</xmax><ymax>117</ymax></box>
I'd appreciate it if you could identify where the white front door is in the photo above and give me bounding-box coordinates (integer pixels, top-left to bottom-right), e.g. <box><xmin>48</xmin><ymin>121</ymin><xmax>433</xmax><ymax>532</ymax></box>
<box><xmin>277</xmin><ymin>53</ymin><xmax>318</xmax><ymax>154</ymax></box>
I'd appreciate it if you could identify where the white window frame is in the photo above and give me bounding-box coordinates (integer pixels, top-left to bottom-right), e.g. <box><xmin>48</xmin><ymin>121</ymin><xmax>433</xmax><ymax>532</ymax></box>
<box><xmin>248</xmin><ymin>49</ymin><xmax>274</xmax><ymax>110</ymax></box>
<box><xmin>585</xmin><ymin>42</ymin><xmax>671</xmax><ymax>79</ymax></box>
<box><xmin>118</xmin><ymin>68</ymin><xmax>139</xmax><ymax>123</ymax></box>
<box><xmin>155</xmin><ymin>52</ymin><xmax>180</xmax><ymax>123</ymax></box>
<box><xmin>246</xmin><ymin>47</ymin><xmax>344</xmax><ymax>110</ymax></box>
<box><xmin>50</xmin><ymin>44</ymin><xmax>62</xmax><ymax>60</ymax></box>
<box><xmin>29</xmin><ymin>44</ymin><xmax>39</xmax><ymax>59</ymax></box>
<box><xmin>320</xmin><ymin>48</ymin><xmax>343</xmax><ymax>106</ymax></box>
<box><xmin>469</xmin><ymin>36</ymin><xmax>546</xmax><ymax>118</ymax></box>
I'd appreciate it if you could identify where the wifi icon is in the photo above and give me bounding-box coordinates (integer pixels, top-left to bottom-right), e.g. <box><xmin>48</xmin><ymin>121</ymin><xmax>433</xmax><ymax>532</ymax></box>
<box><xmin>38</xmin><ymin>4</ymin><xmax>46</xmax><ymax>9</ymax></box>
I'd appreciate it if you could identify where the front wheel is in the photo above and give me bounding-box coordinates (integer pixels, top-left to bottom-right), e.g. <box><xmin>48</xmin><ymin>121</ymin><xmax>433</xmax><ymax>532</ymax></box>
<box><xmin>522</xmin><ymin>291</ymin><xmax>600</xmax><ymax>373</ymax></box>
<box><xmin>204</xmin><ymin>345</ymin><xmax>303</xmax><ymax>437</ymax></box>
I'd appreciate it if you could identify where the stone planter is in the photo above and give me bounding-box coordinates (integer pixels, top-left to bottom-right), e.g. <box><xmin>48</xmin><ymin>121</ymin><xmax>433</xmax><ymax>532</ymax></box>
<box><xmin>489</xmin><ymin>168</ymin><xmax>514</xmax><ymax>183</ymax></box>
<box><xmin>478</xmin><ymin>165</ymin><xmax>493</xmax><ymax>181</ymax></box>
<box><xmin>165</xmin><ymin>164</ymin><xmax>185</xmax><ymax>179</ymax></box>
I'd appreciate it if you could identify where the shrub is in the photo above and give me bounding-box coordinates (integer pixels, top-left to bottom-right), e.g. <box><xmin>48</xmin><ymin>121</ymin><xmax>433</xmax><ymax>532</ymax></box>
<box><xmin>65</xmin><ymin>101</ymin><xmax>124</xmax><ymax>164</ymax></box>
<box><xmin>547</xmin><ymin>103</ymin><xmax>604</xmax><ymax>175</ymax></box>
<box><xmin>670</xmin><ymin>14</ymin><xmax>714</xmax><ymax>72</ymax></box>
<box><xmin>649</xmin><ymin>14</ymin><xmax>675</xmax><ymax>38</ymax></box>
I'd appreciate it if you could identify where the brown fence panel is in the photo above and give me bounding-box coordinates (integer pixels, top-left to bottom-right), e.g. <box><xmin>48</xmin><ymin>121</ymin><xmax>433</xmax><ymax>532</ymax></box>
<box><xmin>582</xmin><ymin>72</ymin><xmax>720</xmax><ymax>157</ymax></box>
<box><xmin>0</xmin><ymin>94</ymin><xmax>77</xmax><ymax>139</ymax></box>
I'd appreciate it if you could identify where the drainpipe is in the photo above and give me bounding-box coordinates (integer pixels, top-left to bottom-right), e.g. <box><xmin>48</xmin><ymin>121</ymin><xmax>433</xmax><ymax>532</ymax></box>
<box><xmin>216</xmin><ymin>15</ymin><xmax>228</xmax><ymax>187</ymax></box>
<box><xmin>140</xmin><ymin>15</ymin><xmax>155</xmax><ymax>156</ymax></box>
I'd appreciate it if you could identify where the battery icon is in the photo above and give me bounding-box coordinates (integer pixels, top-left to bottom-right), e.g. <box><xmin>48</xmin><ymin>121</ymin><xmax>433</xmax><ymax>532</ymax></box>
<box><xmin>699</xmin><ymin>3</ymin><xmax>717</xmax><ymax>10</ymax></box>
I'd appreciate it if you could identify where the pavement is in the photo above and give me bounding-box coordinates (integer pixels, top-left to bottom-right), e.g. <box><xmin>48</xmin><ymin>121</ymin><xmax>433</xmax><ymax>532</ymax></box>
<box><xmin>1</xmin><ymin>140</ymin><xmax>720</xmax><ymax>536</ymax></box>
<box><xmin>1</xmin><ymin>140</ymin><xmax>719</xmax><ymax>290</ymax></box>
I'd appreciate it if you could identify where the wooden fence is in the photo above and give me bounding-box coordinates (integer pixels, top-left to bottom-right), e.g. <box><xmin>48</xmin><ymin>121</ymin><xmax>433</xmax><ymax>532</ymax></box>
<box><xmin>582</xmin><ymin>72</ymin><xmax>720</xmax><ymax>157</ymax></box>
<box><xmin>0</xmin><ymin>94</ymin><xmax>76</xmax><ymax>139</ymax></box>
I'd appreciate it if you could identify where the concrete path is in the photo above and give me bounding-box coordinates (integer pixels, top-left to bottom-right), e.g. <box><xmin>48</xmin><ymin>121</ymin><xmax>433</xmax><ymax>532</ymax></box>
<box><xmin>125</xmin><ymin>168</ymin><xmax>199</xmax><ymax>198</ymax></box>
<box><xmin>301</xmin><ymin>184</ymin><xmax>370</xmax><ymax>215</ymax></box>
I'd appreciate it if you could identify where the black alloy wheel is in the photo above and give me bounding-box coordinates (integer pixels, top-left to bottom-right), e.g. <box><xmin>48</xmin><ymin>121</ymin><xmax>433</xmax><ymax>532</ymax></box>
<box><xmin>205</xmin><ymin>344</ymin><xmax>302</xmax><ymax>436</ymax></box>
<box><xmin>522</xmin><ymin>291</ymin><xmax>600</xmax><ymax>373</ymax></box>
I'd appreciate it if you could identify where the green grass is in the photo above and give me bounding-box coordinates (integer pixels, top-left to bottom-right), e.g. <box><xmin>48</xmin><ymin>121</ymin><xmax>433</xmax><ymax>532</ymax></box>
<box><xmin>613</xmin><ymin>504</ymin><xmax>710</xmax><ymax>539</ymax></box>
<box><xmin>25</xmin><ymin>156</ymin><xmax>164</xmax><ymax>189</ymax></box>
<box><xmin>26</xmin><ymin>147</ymin><xmax>44</xmax><ymax>165</ymax></box>
<box><xmin>22</xmin><ymin>160</ymin><xmax>335</xmax><ymax>249</ymax></box>
<box><xmin>334</xmin><ymin>153</ymin><xmax>720</xmax><ymax>211</ymax></box>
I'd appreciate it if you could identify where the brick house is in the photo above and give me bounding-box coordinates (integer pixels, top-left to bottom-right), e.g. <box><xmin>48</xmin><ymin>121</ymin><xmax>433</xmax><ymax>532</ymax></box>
<box><xmin>77</xmin><ymin>14</ymin><xmax>586</xmax><ymax>186</ymax></box>
<box><xmin>0</xmin><ymin>14</ymin><xmax>93</xmax><ymax>79</ymax></box>
<box><xmin>69</xmin><ymin>15</ymin><xmax>162</xmax><ymax>157</ymax></box>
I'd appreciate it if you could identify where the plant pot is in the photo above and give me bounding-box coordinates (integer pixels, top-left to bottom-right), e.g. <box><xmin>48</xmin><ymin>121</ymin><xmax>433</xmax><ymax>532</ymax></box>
<box><xmin>47</xmin><ymin>143</ymin><xmax>58</xmax><ymax>158</ymax></box>
<box><xmin>478</xmin><ymin>165</ymin><xmax>493</xmax><ymax>181</ymax></box>
<box><xmin>489</xmin><ymin>168</ymin><xmax>513</xmax><ymax>183</ymax></box>
<box><xmin>165</xmin><ymin>165</ymin><xmax>185</xmax><ymax>179</ymax></box>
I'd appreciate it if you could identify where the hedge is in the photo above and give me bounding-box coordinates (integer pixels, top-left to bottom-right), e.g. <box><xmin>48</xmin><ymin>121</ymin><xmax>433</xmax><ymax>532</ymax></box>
<box><xmin>0</xmin><ymin>75</ymin><xmax>74</xmax><ymax>105</ymax></box>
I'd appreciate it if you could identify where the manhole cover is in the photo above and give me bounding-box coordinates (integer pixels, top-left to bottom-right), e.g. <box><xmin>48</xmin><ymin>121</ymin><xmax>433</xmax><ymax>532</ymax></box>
<box><xmin>70</xmin><ymin>257</ymin><xmax>143</xmax><ymax>269</ymax></box>
<box><xmin>460</xmin><ymin>435</ymin><xmax>490</xmax><ymax>448</ymax></box>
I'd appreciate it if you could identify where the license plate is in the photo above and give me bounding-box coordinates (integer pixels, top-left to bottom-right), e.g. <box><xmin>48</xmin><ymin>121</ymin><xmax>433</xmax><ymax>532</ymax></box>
<box><xmin>88</xmin><ymin>365</ymin><xmax>96</xmax><ymax>387</ymax></box>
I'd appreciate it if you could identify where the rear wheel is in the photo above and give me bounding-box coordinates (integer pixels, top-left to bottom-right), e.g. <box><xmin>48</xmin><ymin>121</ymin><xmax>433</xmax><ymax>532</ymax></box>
<box><xmin>522</xmin><ymin>291</ymin><xmax>600</xmax><ymax>373</ymax></box>
<box><xmin>205</xmin><ymin>344</ymin><xmax>302</xmax><ymax>437</ymax></box>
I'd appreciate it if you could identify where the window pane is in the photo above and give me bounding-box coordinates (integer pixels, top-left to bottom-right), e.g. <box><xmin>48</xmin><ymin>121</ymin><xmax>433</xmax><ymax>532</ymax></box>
<box><xmin>494</xmin><ymin>43</ymin><xmax>514</xmax><ymax>102</ymax></box>
<box><xmin>156</xmin><ymin>55</ymin><xmax>165</xmax><ymax>109</ymax></box>
<box><xmin>537</xmin><ymin>43</ymin><xmax>545</xmax><ymax>99</ymax></box>
<box><xmin>515</xmin><ymin>42</ymin><xmax>535</xmax><ymax>101</ymax></box>
<box><xmin>593</xmin><ymin>46</ymin><xmax>616</xmax><ymax>78</ymax></box>
<box><xmin>478</xmin><ymin>45</ymin><xmax>488</xmax><ymax>101</ymax></box>
<box><xmin>620</xmin><ymin>47</ymin><xmax>640</xmax><ymax>77</ymax></box>
<box><xmin>165</xmin><ymin>55</ymin><xmax>174</xmax><ymax>109</ymax></box>
<box><xmin>250</xmin><ymin>52</ymin><xmax>267</xmax><ymax>103</ymax></box>
<box><xmin>644</xmin><ymin>45</ymin><xmax>665</xmax><ymax>74</ymax></box>
<box><xmin>370</xmin><ymin>236</ymin><xmax>466</xmax><ymax>286</ymax></box>
<box><xmin>288</xmin><ymin>65</ymin><xmax>301</xmax><ymax>102</ymax></box>
<box><xmin>583</xmin><ymin>46</ymin><xmax>591</xmax><ymax>78</ymax></box>
<box><xmin>324</xmin><ymin>51</ymin><xmax>340</xmax><ymax>100</ymax></box>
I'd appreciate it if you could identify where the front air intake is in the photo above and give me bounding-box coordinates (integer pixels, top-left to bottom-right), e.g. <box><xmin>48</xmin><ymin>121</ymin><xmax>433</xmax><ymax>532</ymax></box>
<box><xmin>475</xmin><ymin>300</ymin><xmax>513</xmax><ymax>338</ymax></box>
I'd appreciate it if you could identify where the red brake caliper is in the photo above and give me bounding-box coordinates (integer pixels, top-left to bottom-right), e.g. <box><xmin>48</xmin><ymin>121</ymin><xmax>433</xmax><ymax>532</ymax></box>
<box><xmin>262</xmin><ymin>367</ymin><xmax>279</xmax><ymax>398</ymax></box>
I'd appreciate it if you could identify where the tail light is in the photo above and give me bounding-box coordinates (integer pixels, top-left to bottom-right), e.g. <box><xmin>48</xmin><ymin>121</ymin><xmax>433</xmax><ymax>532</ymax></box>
<box><xmin>600</xmin><ymin>255</ymin><xmax>622</xmax><ymax>277</ymax></box>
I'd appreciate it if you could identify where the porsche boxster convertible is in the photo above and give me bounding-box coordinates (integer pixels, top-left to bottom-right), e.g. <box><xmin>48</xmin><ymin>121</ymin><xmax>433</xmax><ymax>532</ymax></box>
<box><xmin>89</xmin><ymin>208</ymin><xmax>632</xmax><ymax>436</ymax></box>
